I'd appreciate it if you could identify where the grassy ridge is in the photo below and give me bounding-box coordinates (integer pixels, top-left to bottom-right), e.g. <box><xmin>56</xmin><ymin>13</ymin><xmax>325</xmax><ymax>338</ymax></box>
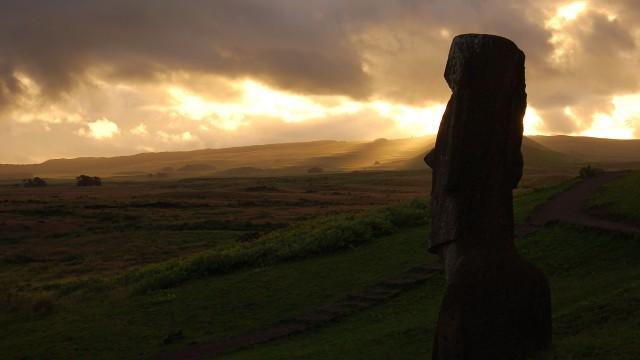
<box><xmin>32</xmin><ymin>198</ymin><xmax>428</xmax><ymax>296</ymax></box>
<box><xmin>0</xmin><ymin>228</ymin><xmax>433</xmax><ymax>360</ymax></box>
<box><xmin>17</xmin><ymin>176</ymin><xmax>570</xmax><ymax>299</ymax></box>
<box><xmin>53</xmin><ymin>175</ymin><xmax>564</xmax><ymax>297</ymax></box>
<box><xmin>588</xmin><ymin>171</ymin><xmax>640</xmax><ymax>225</ymax></box>
<box><xmin>121</xmin><ymin>198</ymin><xmax>428</xmax><ymax>293</ymax></box>
<box><xmin>222</xmin><ymin>223</ymin><xmax>640</xmax><ymax>360</ymax></box>
<box><xmin>110</xmin><ymin>178</ymin><xmax>572</xmax><ymax>295</ymax></box>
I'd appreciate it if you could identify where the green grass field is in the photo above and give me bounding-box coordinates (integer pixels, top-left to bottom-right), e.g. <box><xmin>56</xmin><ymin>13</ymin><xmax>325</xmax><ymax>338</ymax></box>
<box><xmin>2</xmin><ymin>176</ymin><xmax>639</xmax><ymax>359</ymax></box>
<box><xmin>221</xmin><ymin>224</ymin><xmax>640</xmax><ymax>360</ymax></box>
<box><xmin>588</xmin><ymin>171</ymin><xmax>640</xmax><ymax>225</ymax></box>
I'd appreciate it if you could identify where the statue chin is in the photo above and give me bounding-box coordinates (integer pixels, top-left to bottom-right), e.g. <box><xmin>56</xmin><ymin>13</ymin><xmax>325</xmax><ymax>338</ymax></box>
<box><xmin>438</xmin><ymin>242</ymin><xmax>459</xmax><ymax>284</ymax></box>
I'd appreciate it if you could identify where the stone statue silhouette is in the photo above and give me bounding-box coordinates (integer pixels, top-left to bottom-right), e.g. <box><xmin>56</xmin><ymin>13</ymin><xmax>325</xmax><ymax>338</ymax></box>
<box><xmin>426</xmin><ymin>34</ymin><xmax>552</xmax><ymax>359</ymax></box>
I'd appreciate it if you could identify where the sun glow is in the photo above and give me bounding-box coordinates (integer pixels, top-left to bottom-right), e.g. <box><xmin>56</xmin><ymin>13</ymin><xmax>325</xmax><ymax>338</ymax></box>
<box><xmin>168</xmin><ymin>80</ymin><xmax>640</xmax><ymax>141</ymax></box>
<box><xmin>168</xmin><ymin>80</ymin><xmax>446</xmax><ymax>136</ymax></box>
<box><xmin>168</xmin><ymin>81</ymin><xmax>366</xmax><ymax>130</ymax></box>
<box><xmin>524</xmin><ymin>107</ymin><xmax>548</xmax><ymax>135</ymax></box>
<box><xmin>371</xmin><ymin>101</ymin><xmax>445</xmax><ymax>135</ymax></box>
<box><xmin>547</xmin><ymin>1</ymin><xmax>588</xmax><ymax>29</ymax></box>
<box><xmin>557</xmin><ymin>2</ymin><xmax>587</xmax><ymax>22</ymax></box>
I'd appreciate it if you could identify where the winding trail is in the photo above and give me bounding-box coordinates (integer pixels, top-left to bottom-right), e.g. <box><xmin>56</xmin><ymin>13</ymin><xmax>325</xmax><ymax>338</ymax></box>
<box><xmin>526</xmin><ymin>171</ymin><xmax>640</xmax><ymax>235</ymax></box>
<box><xmin>151</xmin><ymin>171</ymin><xmax>638</xmax><ymax>360</ymax></box>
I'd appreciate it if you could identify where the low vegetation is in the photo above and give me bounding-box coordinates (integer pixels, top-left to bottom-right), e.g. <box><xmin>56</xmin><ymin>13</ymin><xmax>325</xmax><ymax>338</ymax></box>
<box><xmin>5</xmin><ymin>172</ymin><xmax>636</xmax><ymax>359</ymax></box>
<box><xmin>22</xmin><ymin>177</ymin><xmax>47</xmax><ymax>187</ymax></box>
<box><xmin>0</xmin><ymin>170</ymin><xmax>437</xmax><ymax>293</ymax></box>
<box><xmin>40</xmin><ymin>198</ymin><xmax>429</xmax><ymax>295</ymax></box>
<box><xmin>76</xmin><ymin>174</ymin><xmax>102</xmax><ymax>186</ymax></box>
<box><xmin>579</xmin><ymin>165</ymin><xmax>604</xmax><ymax>179</ymax></box>
<box><xmin>588</xmin><ymin>170</ymin><xmax>640</xmax><ymax>225</ymax></box>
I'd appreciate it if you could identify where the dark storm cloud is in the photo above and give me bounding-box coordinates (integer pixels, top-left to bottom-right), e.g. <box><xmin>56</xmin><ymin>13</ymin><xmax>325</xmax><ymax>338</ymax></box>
<box><xmin>348</xmin><ymin>0</ymin><xmax>554</xmax><ymax>105</ymax></box>
<box><xmin>0</xmin><ymin>0</ymin><xmax>372</xmax><ymax>103</ymax></box>
<box><xmin>0</xmin><ymin>62</ymin><xmax>23</xmax><ymax>108</ymax></box>
<box><xmin>1</xmin><ymin>0</ymin><xmax>640</xmax><ymax>135</ymax></box>
<box><xmin>0</xmin><ymin>1</ymin><xmax>559</xmax><ymax>104</ymax></box>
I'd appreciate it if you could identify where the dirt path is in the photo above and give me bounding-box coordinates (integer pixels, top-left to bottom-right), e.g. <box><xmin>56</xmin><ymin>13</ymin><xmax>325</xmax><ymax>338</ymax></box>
<box><xmin>526</xmin><ymin>171</ymin><xmax>640</xmax><ymax>235</ymax></box>
<box><xmin>151</xmin><ymin>171</ymin><xmax>638</xmax><ymax>360</ymax></box>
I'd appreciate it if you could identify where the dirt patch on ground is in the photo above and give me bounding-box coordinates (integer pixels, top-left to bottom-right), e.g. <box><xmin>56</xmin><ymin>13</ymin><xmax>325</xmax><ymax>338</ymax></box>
<box><xmin>528</xmin><ymin>171</ymin><xmax>640</xmax><ymax>235</ymax></box>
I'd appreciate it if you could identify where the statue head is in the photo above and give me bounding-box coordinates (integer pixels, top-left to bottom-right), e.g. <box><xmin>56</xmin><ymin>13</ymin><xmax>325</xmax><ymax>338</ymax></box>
<box><xmin>426</xmin><ymin>34</ymin><xmax>527</xmax><ymax>253</ymax></box>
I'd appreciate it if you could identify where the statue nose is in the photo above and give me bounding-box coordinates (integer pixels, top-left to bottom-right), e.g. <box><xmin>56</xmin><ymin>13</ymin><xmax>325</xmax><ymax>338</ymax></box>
<box><xmin>424</xmin><ymin>149</ymin><xmax>436</xmax><ymax>169</ymax></box>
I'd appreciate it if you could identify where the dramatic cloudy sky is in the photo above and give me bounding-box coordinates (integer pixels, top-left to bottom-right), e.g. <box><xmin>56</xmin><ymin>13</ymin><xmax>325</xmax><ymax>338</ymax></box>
<box><xmin>1</xmin><ymin>0</ymin><xmax>640</xmax><ymax>163</ymax></box>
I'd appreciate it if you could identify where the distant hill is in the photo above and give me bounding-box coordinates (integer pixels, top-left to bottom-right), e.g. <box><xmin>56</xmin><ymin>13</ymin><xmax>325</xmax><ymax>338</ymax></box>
<box><xmin>1</xmin><ymin>135</ymin><xmax>638</xmax><ymax>179</ymax></box>
<box><xmin>530</xmin><ymin>135</ymin><xmax>640</xmax><ymax>163</ymax></box>
<box><xmin>520</xmin><ymin>137</ymin><xmax>577</xmax><ymax>167</ymax></box>
<box><xmin>0</xmin><ymin>137</ymin><xmax>436</xmax><ymax>179</ymax></box>
<box><xmin>401</xmin><ymin>136</ymin><xmax>575</xmax><ymax>170</ymax></box>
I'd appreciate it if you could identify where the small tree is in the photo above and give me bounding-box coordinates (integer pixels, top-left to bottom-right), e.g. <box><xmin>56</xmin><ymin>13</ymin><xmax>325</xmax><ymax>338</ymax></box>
<box><xmin>22</xmin><ymin>177</ymin><xmax>47</xmax><ymax>187</ymax></box>
<box><xmin>76</xmin><ymin>175</ymin><xmax>102</xmax><ymax>186</ymax></box>
<box><xmin>579</xmin><ymin>165</ymin><xmax>603</xmax><ymax>179</ymax></box>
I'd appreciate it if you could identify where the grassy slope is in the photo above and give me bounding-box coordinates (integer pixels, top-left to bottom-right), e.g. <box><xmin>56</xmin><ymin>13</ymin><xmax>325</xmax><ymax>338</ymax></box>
<box><xmin>588</xmin><ymin>171</ymin><xmax>640</xmax><ymax>225</ymax></box>
<box><xmin>3</xmin><ymin>178</ymin><xmax>625</xmax><ymax>359</ymax></box>
<box><xmin>0</xmin><ymin>170</ymin><xmax>431</xmax><ymax>290</ymax></box>
<box><xmin>530</xmin><ymin>135</ymin><xmax>640</xmax><ymax>163</ymax></box>
<box><xmin>223</xmin><ymin>224</ymin><xmax>640</xmax><ymax>360</ymax></box>
<box><xmin>0</xmin><ymin>227</ymin><xmax>433</xmax><ymax>359</ymax></box>
<box><xmin>223</xmin><ymin>282</ymin><xmax>442</xmax><ymax>360</ymax></box>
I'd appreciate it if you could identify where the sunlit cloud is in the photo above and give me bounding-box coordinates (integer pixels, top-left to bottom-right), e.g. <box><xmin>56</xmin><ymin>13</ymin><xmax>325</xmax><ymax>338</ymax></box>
<box><xmin>157</xmin><ymin>130</ymin><xmax>196</xmax><ymax>143</ymax></box>
<box><xmin>8</xmin><ymin>73</ymin><xmax>84</xmax><ymax>125</ymax></box>
<box><xmin>77</xmin><ymin>118</ymin><xmax>120</xmax><ymax>140</ymax></box>
<box><xmin>577</xmin><ymin>94</ymin><xmax>640</xmax><ymax>139</ymax></box>
<box><xmin>168</xmin><ymin>79</ymin><xmax>445</xmax><ymax>137</ymax></box>
<box><xmin>546</xmin><ymin>1</ymin><xmax>589</xmax><ymax>65</ymax></box>
<box><xmin>130</xmin><ymin>123</ymin><xmax>148</xmax><ymax>136</ymax></box>
<box><xmin>168</xmin><ymin>80</ymin><xmax>364</xmax><ymax>130</ymax></box>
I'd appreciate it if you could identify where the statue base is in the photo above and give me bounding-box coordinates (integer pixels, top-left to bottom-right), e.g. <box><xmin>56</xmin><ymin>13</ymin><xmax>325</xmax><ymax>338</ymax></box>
<box><xmin>432</xmin><ymin>253</ymin><xmax>552</xmax><ymax>360</ymax></box>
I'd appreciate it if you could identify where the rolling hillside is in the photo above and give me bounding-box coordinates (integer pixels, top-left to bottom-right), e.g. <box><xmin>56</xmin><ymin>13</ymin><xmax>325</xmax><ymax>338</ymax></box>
<box><xmin>530</xmin><ymin>135</ymin><xmax>640</xmax><ymax>163</ymax></box>
<box><xmin>0</xmin><ymin>137</ymin><xmax>434</xmax><ymax>179</ymax></box>
<box><xmin>2</xmin><ymin>135</ymin><xmax>639</xmax><ymax>180</ymax></box>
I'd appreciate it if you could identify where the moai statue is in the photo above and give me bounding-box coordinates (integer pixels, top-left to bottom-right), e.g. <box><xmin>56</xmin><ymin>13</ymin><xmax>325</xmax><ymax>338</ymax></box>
<box><xmin>426</xmin><ymin>34</ymin><xmax>552</xmax><ymax>359</ymax></box>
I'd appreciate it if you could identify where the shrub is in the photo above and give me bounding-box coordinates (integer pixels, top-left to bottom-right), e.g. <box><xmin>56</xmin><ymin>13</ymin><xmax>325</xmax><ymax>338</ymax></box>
<box><xmin>22</xmin><ymin>177</ymin><xmax>47</xmax><ymax>187</ymax></box>
<box><xmin>76</xmin><ymin>175</ymin><xmax>102</xmax><ymax>186</ymax></box>
<box><xmin>307</xmin><ymin>166</ymin><xmax>324</xmax><ymax>174</ymax></box>
<box><xmin>579</xmin><ymin>165</ymin><xmax>604</xmax><ymax>179</ymax></box>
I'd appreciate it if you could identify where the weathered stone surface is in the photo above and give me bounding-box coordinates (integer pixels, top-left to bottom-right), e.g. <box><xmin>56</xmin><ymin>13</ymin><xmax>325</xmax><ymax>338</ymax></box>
<box><xmin>426</xmin><ymin>34</ymin><xmax>551</xmax><ymax>359</ymax></box>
